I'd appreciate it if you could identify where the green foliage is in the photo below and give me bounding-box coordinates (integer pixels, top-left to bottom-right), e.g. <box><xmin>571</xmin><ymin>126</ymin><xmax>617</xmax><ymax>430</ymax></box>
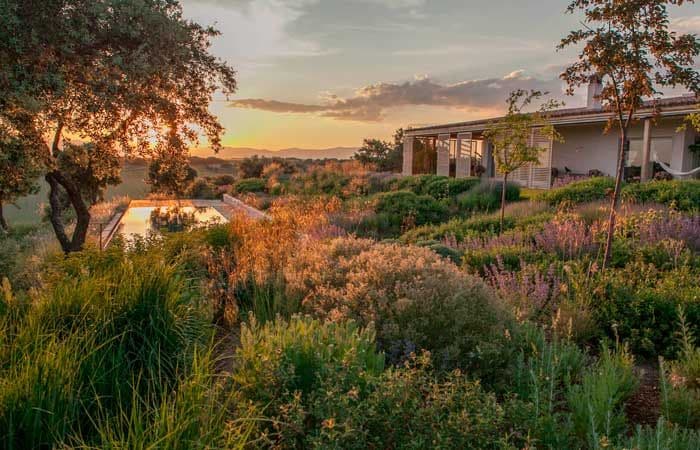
<box><xmin>233</xmin><ymin>177</ymin><xmax>267</xmax><ymax>194</ymax></box>
<box><xmin>390</xmin><ymin>175</ymin><xmax>480</xmax><ymax>199</ymax></box>
<box><xmin>287</xmin><ymin>238</ymin><xmax>513</xmax><ymax>376</ymax></box>
<box><xmin>566</xmin><ymin>345</ymin><xmax>637</xmax><ymax>448</ymax></box>
<box><xmin>458</xmin><ymin>180</ymin><xmax>521</xmax><ymax>212</ymax></box>
<box><xmin>148</xmin><ymin>157</ymin><xmax>198</xmax><ymax>197</ymax></box>
<box><xmin>401</xmin><ymin>214</ymin><xmax>511</xmax><ymax>243</ymax></box>
<box><xmin>538</xmin><ymin>177</ymin><xmax>616</xmax><ymax>206</ymax></box>
<box><xmin>659</xmin><ymin>307</ymin><xmax>700</xmax><ymax>429</ymax></box>
<box><xmin>622</xmin><ymin>180</ymin><xmax>700</xmax><ymax>211</ymax></box>
<box><xmin>591</xmin><ymin>263</ymin><xmax>700</xmax><ymax>358</ymax></box>
<box><xmin>360</xmin><ymin>190</ymin><xmax>449</xmax><ymax>237</ymax></box>
<box><xmin>354</xmin><ymin>138</ymin><xmax>401</xmax><ymax>172</ymax></box>
<box><xmin>626</xmin><ymin>418</ymin><xmax>700</xmax><ymax>450</ymax></box>
<box><xmin>233</xmin><ymin>316</ymin><xmax>506</xmax><ymax>449</ymax></box>
<box><xmin>186</xmin><ymin>178</ymin><xmax>218</xmax><ymax>199</ymax></box>
<box><xmin>0</xmin><ymin>249</ymin><xmax>212</xmax><ymax>447</ymax></box>
<box><xmin>505</xmin><ymin>325</ymin><xmax>586</xmax><ymax>448</ymax></box>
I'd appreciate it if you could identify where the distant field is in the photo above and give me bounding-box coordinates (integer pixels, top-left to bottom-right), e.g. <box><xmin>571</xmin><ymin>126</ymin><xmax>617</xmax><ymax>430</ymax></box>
<box><xmin>5</xmin><ymin>163</ymin><xmax>234</xmax><ymax>226</ymax></box>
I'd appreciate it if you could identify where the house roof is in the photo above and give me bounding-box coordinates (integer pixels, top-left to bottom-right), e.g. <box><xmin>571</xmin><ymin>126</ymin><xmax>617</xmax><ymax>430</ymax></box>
<box><xmin>405</xmin><ymin>94</ymin><xmax>700</xmax><ymax>137</ymax></box>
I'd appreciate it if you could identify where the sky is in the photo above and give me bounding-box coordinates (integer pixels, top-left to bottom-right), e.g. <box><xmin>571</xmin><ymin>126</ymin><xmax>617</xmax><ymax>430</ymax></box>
<box><xmin>180</xmin><ymin>0</ymin><xmax>700</xmax><ymax>151</ymax></box>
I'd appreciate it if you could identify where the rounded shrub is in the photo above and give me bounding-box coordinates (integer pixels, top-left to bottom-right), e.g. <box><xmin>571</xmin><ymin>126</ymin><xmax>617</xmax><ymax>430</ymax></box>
<box><xmin>538</xmin><ymin>177</ymin><xmax>615</xmax><ymax>206</ymax></box>
<box><xmin>622</xmin><ymin>180</ymin><xmax>700</xmax><ymax>211</ymax></box>
<box><xmin>458</xmin><ymin>180</ymin><xmax>521</xmax><ymax>212</ymax></box>
<box><xmin>233</xmin><ymin>177</ymin><xmax>266</xmax><ymax>194</ymax></box>
<box><xmin>285</xmin><ymin>237</ymin><xmax>513</xmax><ymax>373</ymax></box>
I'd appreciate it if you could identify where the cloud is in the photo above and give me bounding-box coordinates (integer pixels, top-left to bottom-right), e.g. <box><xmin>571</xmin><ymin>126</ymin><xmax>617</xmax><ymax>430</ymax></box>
<box><xmin>670</xmin><ymin>16</ymin><xmax>700</xmax><ymax>34</ymax></box>
<box><xmin>181</xmin><ymin>0</ymin><xmax>328</xmax><ymax>70</ymax></box>
<box><xmin>230</xmin><ymin>71</ymin><xmax>563</xmax><ymax>121</ymax></box>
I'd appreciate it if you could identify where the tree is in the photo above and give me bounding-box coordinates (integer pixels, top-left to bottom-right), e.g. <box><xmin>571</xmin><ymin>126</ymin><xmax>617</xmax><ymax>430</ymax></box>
<box><xmin>0</xmin><ymin>0</ymin><xmax>237</xmax><ymax>252</ymax></box>
<box><xmin>0</xmin><ymin>129</ymin><xmax>43</xmax><ymax>232</ymax></box>
<box><xmin>484</xmin><ymin>90</ymin><xmax>562</xmax><ymax>231</ymax></box>
<box><xmin>559</xmin><ymin>0</ymin><xmax>700</xmax><ymax>267</ymax></box>
<box><xmin>147</xmin><ymin>154</ymin><xmax>198</xmax><ymax>198</ymax></box>
<box><xmin>354</xmin><ymin>128</ymin><xmax>403</xmax><ymax>172</ymax></box>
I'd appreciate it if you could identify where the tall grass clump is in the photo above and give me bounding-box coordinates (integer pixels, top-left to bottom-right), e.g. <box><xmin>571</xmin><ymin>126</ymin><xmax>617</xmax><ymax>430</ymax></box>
<box><xmin>211</xmin><ymin>197</ymin><xmax>342</xmax><ymax>325</ymax></box>
<box><xmin>0</xmin><ymin>250</ymin><xmax>213</xmax><ymax>448</ymax></box>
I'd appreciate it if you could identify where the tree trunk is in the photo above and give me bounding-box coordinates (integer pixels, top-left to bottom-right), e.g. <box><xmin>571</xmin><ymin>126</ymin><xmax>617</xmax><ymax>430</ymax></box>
<box><xmin>45</xmin><ymin>170</ymin><xmax>91</xmax><ymax>253</ymax></box>
<box><xmin>500</xmin><ymin>173</ymin><xmax>508</xmax><ymax>233</ymax></box>
<box><xmin>0</xmin><ymin>196</ymin><xmax>8</xmax><ymax>233</ymax></box>
<box><xmin>602</xmin><ymin>134</ymin><xmax>628</xmax><ymax>268</ymax></box>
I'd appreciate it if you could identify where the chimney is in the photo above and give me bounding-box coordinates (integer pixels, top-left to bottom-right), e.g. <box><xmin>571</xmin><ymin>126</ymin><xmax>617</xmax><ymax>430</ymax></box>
<box><xmin>587</xmin><ymin>74</ymin><xmax>602</xmax><ymax>109</ymax></box>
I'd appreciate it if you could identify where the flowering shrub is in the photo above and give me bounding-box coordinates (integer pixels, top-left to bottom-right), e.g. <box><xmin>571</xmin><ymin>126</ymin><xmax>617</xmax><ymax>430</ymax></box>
<box><xmin>284</xmin><ymin>237</ymin><xmax>513</xmax><ymax>373</ymax></box>
<box><xmin>486</xmin><ymin>258</ymin><xmax>562</xmax><ymax>322</ymax></box>
<box><xmin>232</xmin><ymin>316</ymin><xmax>506</xmax><ymax>449</ymax></box>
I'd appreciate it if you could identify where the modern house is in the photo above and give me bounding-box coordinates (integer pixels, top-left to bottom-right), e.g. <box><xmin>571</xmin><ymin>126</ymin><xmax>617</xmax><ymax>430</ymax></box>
<box><xmin>402</xmin><ymin>78</ymin><xmax>700</xmax><ymax>189</ymax></box>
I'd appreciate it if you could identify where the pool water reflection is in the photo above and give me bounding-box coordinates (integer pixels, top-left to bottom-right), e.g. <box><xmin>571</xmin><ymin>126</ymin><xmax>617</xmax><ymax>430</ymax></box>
<box><xmin>118</xmin><ymin>205</ymin><xmax>226</xmax><ymax>242</ymax></box>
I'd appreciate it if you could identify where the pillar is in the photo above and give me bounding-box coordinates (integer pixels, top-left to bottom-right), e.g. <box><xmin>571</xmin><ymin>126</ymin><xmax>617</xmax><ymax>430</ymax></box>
<box><xmin>641</xmin><ymin>118</ymin><xmax>652</xmax><ymax>181</ymax></box>
<box><xmin>402</xmin><ymin>136</ymin><xmax>414</xmax><ymax>175</ymax></box>
<box><xmin>484</xmin><ymin>141</ymin><xmax>494</xmax><ymax>178</ymax></box>
<box><xmin>456</xmin><ymin>133</ymin><xmax>472</xmax><ymax>178</ymax></box>
<box><xmin>436</xmin><ymin>134</ymin><xmax>450</xmax><ymax>176</ymax></box>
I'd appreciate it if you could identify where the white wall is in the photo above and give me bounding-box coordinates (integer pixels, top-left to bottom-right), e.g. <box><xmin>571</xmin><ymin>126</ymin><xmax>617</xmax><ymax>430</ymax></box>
<box><xmin>552</xmin><ymin>118</ymin><xmax>690</xmax><ymax>176</ymax></box>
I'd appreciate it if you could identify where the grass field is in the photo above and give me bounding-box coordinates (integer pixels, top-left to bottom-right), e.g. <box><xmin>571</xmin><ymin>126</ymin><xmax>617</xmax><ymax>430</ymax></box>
<box><xmin>4</xmin><ymin>163</ymin><xmax>233</xmax><ymax>226</ymax></box>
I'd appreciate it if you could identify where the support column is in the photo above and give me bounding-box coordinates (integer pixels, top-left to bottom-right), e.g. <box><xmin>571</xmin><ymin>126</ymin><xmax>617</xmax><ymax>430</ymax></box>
<box><xmin>402</xmin><ymin>136</ymin><xmax>414</xmax><ymax>175</ymax></box>
<box><xmin>641</xmin><ymin>118</ymin><xmax>652</xmax><ymax>181</ymax></box>
<box><xmin>436</xmin><ymin>134</ymin><xmax>450</xmax><ymax>176</ymax></box>
<box><xmin>484</xmin><ymin>141</ymin><xmax>494</xmax><ymax>178</ymax></box>
<box><xmin>456</xmin><ymin>133</ymin><xmax>472</xmax><ymax>178</ymax></box>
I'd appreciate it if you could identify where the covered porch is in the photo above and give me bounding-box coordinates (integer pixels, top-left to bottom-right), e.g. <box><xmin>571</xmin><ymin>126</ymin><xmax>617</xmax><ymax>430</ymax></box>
<box><xmin>403</xmin><ymin>109</ymin><xmax>699</xmax><ymax>189</ymax></box>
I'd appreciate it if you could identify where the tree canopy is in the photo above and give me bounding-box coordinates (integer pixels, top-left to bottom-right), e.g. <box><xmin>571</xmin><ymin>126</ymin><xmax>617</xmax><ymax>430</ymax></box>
<box><xmin>559</xmin><ymin>0</ymin><xmax>700</xmax><ymax>266</ymax></box>
<box><xmin>0</xmin><ymin>0</ymin><xmax>237</xmax><ymax>251</ymax></box>
<box><xmin>354</xmin><ymin>128</ymin><xmax>404</xmax><ymax>172</ymax></box>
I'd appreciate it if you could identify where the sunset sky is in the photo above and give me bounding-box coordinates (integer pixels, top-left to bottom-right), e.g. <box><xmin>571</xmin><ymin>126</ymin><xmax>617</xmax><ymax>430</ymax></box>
<box><xmin>181</xmin><ymin>0</ymin><xmax>700</xmax><ymax>152</ymax></box>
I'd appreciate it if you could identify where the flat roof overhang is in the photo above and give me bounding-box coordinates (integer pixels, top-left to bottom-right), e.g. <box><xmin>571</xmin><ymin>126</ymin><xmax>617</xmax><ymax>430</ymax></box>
<box><xmin>404</xmin><ymin>104</ymin><xmax>700</xmax><ymax>138</ymax></box>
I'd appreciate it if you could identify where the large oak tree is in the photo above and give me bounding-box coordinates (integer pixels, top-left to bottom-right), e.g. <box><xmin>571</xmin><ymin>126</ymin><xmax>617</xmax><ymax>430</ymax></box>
<box><xmin>559</xmin><ymin>0</ymin><xmax>700</xmax><ymax>267</ymax></box>
<box><xmin>0</xmin><ymin>0</ymin><xmax>236</xmax><ymax>252</ymax></box>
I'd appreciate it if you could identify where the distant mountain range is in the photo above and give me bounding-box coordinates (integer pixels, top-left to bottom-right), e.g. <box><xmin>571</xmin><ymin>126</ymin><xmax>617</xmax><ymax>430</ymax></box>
<box><xmin>192</xmin><ymin>146</ymin><xmax>358</xmax><ymax>160</ymax></box>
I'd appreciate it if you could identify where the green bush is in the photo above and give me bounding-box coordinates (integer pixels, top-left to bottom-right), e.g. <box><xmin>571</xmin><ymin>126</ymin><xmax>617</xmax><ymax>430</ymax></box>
<box><xmin>359</xmin><ymin>190</ymin><xmax>449</xmax><ymax>237</ymax></box>
<box><xmin>622</xmin><ymin>180</ymin><xmax>700</xmax><ymax>211</ymax></box>
<box><xmin>458</xmin><ymin>180</ymin><xmax>521</xmax><ymax>212</ymax></box>
<box><xmin>286</xmin><ymin>237</ymin><xmax>513</xmax><ymax>376</ymax></box>
<box><xmin>401</xmin><ymin>214</ymin><xmax>514</xmax><ymax>243</ymax></box>
<box><xmin>232</xmin><ymin>316</ymin><xmax>506</xmax><ymax>449</ymax></box>
<box><xmin>233</xmin><ymin>177</ymin><xmax>266</xmax><ymax>193</ymax></box>
<box><xmin>590</xmin><ymin>263</ymin><xmax>700</xmax><ymax>358</ymax></box>
<box><xmin>538</xmin><ymin>177</ymin><xmax>615</xmax><ymax>206</ymax></box>
<box><xmin>186</xmin><ymin>178</ymin><xmax>218</xmax><ymax>199</ymax></box>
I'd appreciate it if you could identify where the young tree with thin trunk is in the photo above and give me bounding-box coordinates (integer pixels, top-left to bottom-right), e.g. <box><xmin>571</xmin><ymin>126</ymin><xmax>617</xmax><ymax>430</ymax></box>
<box><xmin>559</xmin><ymin>0</ymin><xmax>700</xmax><ymax>268</ymax></box>
<box><xmin>484</xmin><ymin>90</ymin><xmax>562</xmax><ymax>231</ymax></box>
<box><xmin>0</xmin><ymin>0</ymin><xmax>237</xmax><ymax>252</ymax></box>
